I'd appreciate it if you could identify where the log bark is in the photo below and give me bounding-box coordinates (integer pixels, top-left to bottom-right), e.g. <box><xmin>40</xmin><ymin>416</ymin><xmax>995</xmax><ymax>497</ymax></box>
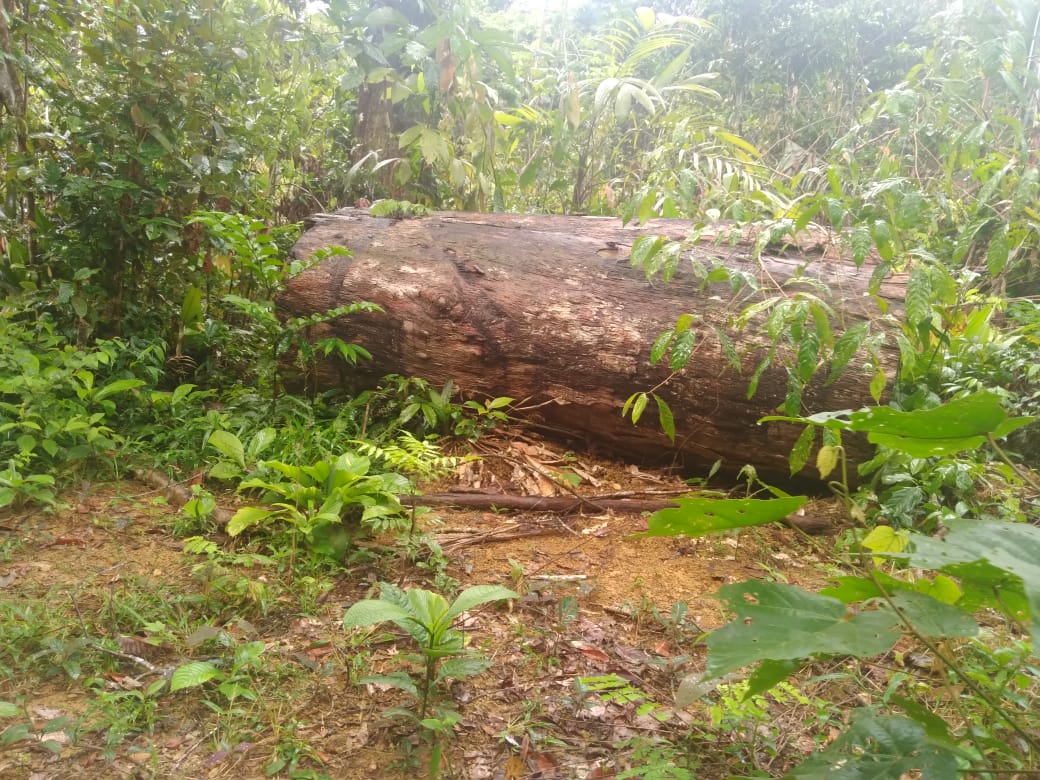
<box><xmin>280</xmin><ymin>211</ymin><xmax>903</xmax><ymax>483</ymax></box>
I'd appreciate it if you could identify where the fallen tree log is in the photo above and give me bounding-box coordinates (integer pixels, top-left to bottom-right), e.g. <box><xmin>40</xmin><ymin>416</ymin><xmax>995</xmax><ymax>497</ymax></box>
<box><xmin>399</xmin><ymin>492</ymin><xmax>832</xmax><ymax>534</ymax></box>
<box><xmin>281</xmin><ymin>210</ymin><xmax>903</xmax><ymax>483</ymax></box>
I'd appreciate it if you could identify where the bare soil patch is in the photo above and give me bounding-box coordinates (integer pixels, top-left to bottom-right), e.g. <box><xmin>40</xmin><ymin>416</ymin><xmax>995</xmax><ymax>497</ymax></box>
<box><xmin>0</xmin><ymin>441</ymin><xmax>846</xmax><ymax>779</ymax></box>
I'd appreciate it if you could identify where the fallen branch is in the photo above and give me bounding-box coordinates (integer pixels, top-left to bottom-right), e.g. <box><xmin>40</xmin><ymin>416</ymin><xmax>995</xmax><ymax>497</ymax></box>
<box><xmin>135</xmin><ymin>469</ymin><xmax>831</xmax><ymax>534</ymax></box>
<box><xmin>402</xmin><ymin>492</ymin><xmax>832</xmax><ymax>534</ymax></box>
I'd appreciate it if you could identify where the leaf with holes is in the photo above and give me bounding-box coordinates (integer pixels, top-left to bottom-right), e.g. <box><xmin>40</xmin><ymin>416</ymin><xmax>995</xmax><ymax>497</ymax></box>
<box><xmin>788</xmin><ymin>710</ymin><xmax>961</xmax><ymax>779</ymax></box>
<box><xmin>705</xmin><ymin>581</ymin><xmax>901</xmax><ymax>679</ymax></box>
<box><xmin>907</xmin><ymin>518</ymin><xmax>1040</xmax><ymax>643</ymax></box>
<box><xmin>789</xmin><ymin>425</ymin><xmax>815</xmax><ymax>475</ymax></box>
<box><xmin>848</xmin><ymin>390</ymin><xmax>1034</xmax><ymax>457</ymax></box>
<box><xmin>638</xmin><ymin>496</ymin><xmax>807</xmax><ymax>539</ymax></box>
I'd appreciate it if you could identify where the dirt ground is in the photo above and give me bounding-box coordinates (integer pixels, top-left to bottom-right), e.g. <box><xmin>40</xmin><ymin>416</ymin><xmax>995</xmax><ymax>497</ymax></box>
<box><xmin>0</xmin><ymin>438</ymin><xmax>847</xmax><ymax>779</ymax></box>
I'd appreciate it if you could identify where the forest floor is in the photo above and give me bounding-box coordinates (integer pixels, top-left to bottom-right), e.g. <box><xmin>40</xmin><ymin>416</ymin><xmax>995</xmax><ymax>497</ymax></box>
<box><xmin>0</xmin><ymin>433</ymin><xmax>855</xmax><ymax>779</ymax></box>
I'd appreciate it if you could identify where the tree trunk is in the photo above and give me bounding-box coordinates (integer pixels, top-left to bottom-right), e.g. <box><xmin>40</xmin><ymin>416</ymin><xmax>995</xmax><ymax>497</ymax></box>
<box><xmin>280</xmin><ymin>210</ymin><xmax>903</xmax><ymax>483</ymax></box>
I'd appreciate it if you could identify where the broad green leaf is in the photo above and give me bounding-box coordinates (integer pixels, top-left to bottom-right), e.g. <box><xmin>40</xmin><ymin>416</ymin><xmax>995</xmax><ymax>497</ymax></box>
<box><xmin>783</xmin><ymin>370</ymin><xmax>803</xmax><ymax>416</ymax></box>
<box><xmin>921</xmin><ymin>574</ymin><xmax>961</xmax><ymax>605</ymax></box>
<box><xmin>171</xmin><ymin>383</ymin><xmax>196</xmax><ymax>405</ymax></box>
<box><xmin>0</xmin><ymin>702</ymin><xmax>19</xmax><ymax>718</ymax></box>
<box><xmin>715</xmin><ymin>329</ymin><xmax>742</xmax><ymax>372</ymax></box>
<box><xmin>249</xmin><ymin>428</ymin><xmax>277</xmax><ymax>458</ymax></box>
<box><xmin>342</xmin><ymin>599</ymin><xmax>412</xmax><ymax>629</ymax></box>
<box><xmin>861</xmin><ymin>525</ymin><xmax>909</xmax><ymax>557</ymax></box>
<box><xmin>208</xmin><ymin>430</ymin><xmax>245</xmax><ymax>467</ymax></box>
<box><xmin>358</xmin><ymin>672</ymin><xmax>419</xmax><ymax>698</ymax></box>
<box><xmin>418</xmin><ymin>127</ymin><xmax>449</xmax><ymax>166</ymax></box>
<box><xmin>796</xmin><ymin>331</ymin><xmax>819</xmax><ymax>383</ymax></box>
<box><xmin>874</xmin><ymin>591</ymin><xmax>978</xmax><ymax>638</ymax></box>
<box><xmin>744</xmin><ymin>658</ymin><xmax>802</xmax><ymax>699</ymax></box>
<box><xmin>908</xmin><ymin>518</ymin><xmax>1040</xmax><ymax>643</ymax></box>
<box><xmin>869</xmin><ymin>364</ymin><xmax>887</xmax><ymax>402</ymax></box>
<box><xmin>93</xmin><ymin>378</ymin><xmax>146</xmax><ymax>402</ymax></box>
<box><xmin>594</xmin><ymin>77</ymin><xmax>620</xmax><ymax>112</ymax></box>
<box><xmin>655</xmin><ymin>395</ymin><xmax>675</xmax><ymax>443</ymax></box>
<box><xmin>639</xmin><ymin>496</ymin><xmax>808</xmax><ymax>538</ymax></box>
<box><xmin>849</xmin><ymin>226</ymin><xmax>872</xmax><ymax>266</ymax></box>
<box><xmin>848</xmin><ymin>390</ymin><xmax>1034</xmax><ymax>456</ymax></box>
<box><xmin>905</xmin><ymin>266</ymin><xmax>932</xmax><ymax>326</ymax></box>
<box><xmin>436</xmin><ymin>656</ymin><xmax>492</xmax><ymax>682</ymax></box>
<box><xmin>815</xmin><ymin>445</ymin><xmax>839</xmax><ymax>479</ymax></box>
<box><xmin>226</xmin><ymin>506</ymin><xmax>277</xmax><ymax>537</ymax></box>
<box><xmin>706</xmin><ymin>582</ymin><xmax>901</xmax><ymax>679</ymax></box>
<box><xmin>181</xmin><ymin>286</ymin><xmax>203</xmax><ymax>326</ymax></box>
<box><xmin>170</xmin><ymin>661</ymin><xmax>222</xmax><ymax>692</ymax></box>
<box><xmin>986</xmin><ymin>227</ymin><xmax>1009</xmax><ymax>277</ymax></box>
<box><xmin>630</xmin><ymin>392</ymin><xmax>649</xmax><ymax>424</ymax></box>
<box><xmin>446</xmin><ymin>585</ymin><xmax>518</xmax><ymax>620</ymax></box>
<box><xmin>789</xmin><ymin>424</ymin><xmax>815</xmax><ymax>475</ymax></box>
<box><xmin>630</xmin><ymin>236</ymin><xmax>665</xmax><ymax>277</ymax></box>
<box><xmin>670</xmin><ymin>329</ymin><xmax>696</xmax><ymax>371</ymax></box>
<box><xmin>820</xmin><ymin>576</ymin><xmax>881</xmax><ymax>604</ymax></box>
<box><xmin>826</xmin><ymin>322</ymin><xmax>868</xmax><ymax>385</ymax></box>
<box><xmin>888</xmin><ymin>695</ymin><xmax>955</xmax><ymax>742</ymax></box>
<box><xmin>787</xmin><ymin>710</ymin><xmax>960</xmax><ymax>779</ymax></box>
<box><xmin>208</xmin><ymin>461</ymin><xmax>242</xmax><ymax>480</ymax></box>
<box><xmin>405</xmin><ymin>588</ymin><xmax>451</xmax><ymax>631</ymax></box>
<box><xmin>518</xmin><ymin>156</ymin><xmax>542</xmax><ymax>188</ymax></box>
<box><xmin>1</xmin><ymin>722</ymin><xmax>31</xmax><ymax>745</ymax></box>
<box><xmin>649</xmin><ymin>330</ymin><xmax>674</xmax><ymax>365</ymax></box>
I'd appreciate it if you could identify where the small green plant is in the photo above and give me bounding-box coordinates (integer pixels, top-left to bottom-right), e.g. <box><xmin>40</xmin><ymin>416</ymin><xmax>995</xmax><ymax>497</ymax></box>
<box><xmin>228</xmin><ymin>451</ymin><xmax>410</xmax><ymax>570</ymax></box>
<box><xmin>343</xmin><ymin>582</ymin><xmax>517</xmax><ymax>777</ymax></box>
<box><xmin>612</xmin><ymin>735</ymin><xmax>696</xmax><ymax>779</ymax></box>
<box><xmin>168</xmin><ymin>638</ymin><xmax>271</xmax><ymax>751</ymax></box>
<box><xmin>0</xmin><ymin>458</ymin><xmax>57</xmax><ymax>509</ymax></box>
<box><xmin>0</xmin><ymin>699</ymin><xmax>70</xmax><ymax>757</ymax></box>
<box><xmin>206</xmin><ymin>427</ymin><xmax>277</xmax><ymax>481</ymax></box>
<box><xmin>368</xmin><ymin>199</ymin><xmax>432</xmax><ymax>219</ymax></box>
<box><xmin>182</xmin><ymin>536</ymin><xmax>277</xmax><ymax>615</ymax></box>
<box><xmin>457</xmin><ymin>396</ymin><xmax>514</xmax><ymax>439</ymax></box>
<box><xmin>176</xmin><ymin>485</ymin><xmax>219</xmax><ymax>536</ymax></box>
<box><xmin>574</xmin><ymin>673</ymin><xmax>668</xmax><ymax>720</ymax></box>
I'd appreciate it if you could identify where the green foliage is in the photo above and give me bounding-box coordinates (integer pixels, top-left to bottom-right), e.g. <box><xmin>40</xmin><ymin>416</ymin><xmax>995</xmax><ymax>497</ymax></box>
<box><xmin>0</xmin><ymin>304</ymin><xmax>166</xmax><ymax>502</ymax></box>
<box><xmin>764</xmin><ymin>390</ymin><xmax>1036</xmax><ymax>526</ymax></box>
<box><xmin>343</xmin><ymin>582</ymin><xmax>516</xmax><ymax>775</ymax></box>
<box><xmin>637</xmin><ymin>496</ymin><xmax>808</xmax><ymax>538</ymax></box>
<box><xmin>787</xmin><ymin>709</ymin><xmax>961</xmax><ymax>779</ymax></box>
<box><xmin>170</xmin><ymin>640</ymin><xmax>266</xmax><ymax>703</ymax></box>
<box><xmin>368</xmin><ymin>199</ymin><xmax>433</xmax><ymax>218</ymax></box>
<box><xmin>228</xmin><ymin>451</ymin><xmax>410</xmax><ymax>568</ymax></box>
<box><xmin>206</xmin><ymin>428</ymin><xmax>277</xmax><ymax>482</ymax></box>
<box><xmin>1</xmin><ymin>0</ymin><xmax>1039</xmax><ymax>774</ymax></box>
<box><xmin>705</xmin><ymin>581</ymin><xmax>903</xmax><ymax>679</ymax></box>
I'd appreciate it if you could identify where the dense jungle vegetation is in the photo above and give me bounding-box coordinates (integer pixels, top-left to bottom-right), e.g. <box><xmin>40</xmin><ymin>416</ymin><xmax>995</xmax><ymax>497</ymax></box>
<box><xmin>1</xmin><ymin>0</ymin><xmax>1039</xmax><ymax>777</ymax></box>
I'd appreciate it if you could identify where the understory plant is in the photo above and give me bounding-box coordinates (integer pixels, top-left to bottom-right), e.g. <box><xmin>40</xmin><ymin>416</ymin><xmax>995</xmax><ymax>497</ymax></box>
<box><xmin>646</xmin><ymin>392</ymin><xmax>1038</xmax><ymax>775</ymax></box>
<box><xmin>228</xmin><ymin>451</ymin><xmax>410</xmax><ymax>570</ymax></box>
<box><xmin>343</xmin><ymin>583</ymin><xmax>517</xmax><ymax>777</ymax></box>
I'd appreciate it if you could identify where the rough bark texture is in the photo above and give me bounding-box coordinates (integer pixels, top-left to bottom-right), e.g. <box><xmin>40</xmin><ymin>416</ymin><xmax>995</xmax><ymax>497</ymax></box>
<box><xmin>280</xmin><ymin>210</ymin><xmax>903</xmax><ymax>483</ymax></box>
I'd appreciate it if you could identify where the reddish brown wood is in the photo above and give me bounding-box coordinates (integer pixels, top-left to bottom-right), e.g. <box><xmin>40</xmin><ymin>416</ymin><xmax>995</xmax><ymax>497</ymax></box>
<box><xmin>399</xmin><ymin>492</ymin><xmax>832</xmax><ymax>534</ymax></box>
<box><xmin>280</xmin><ymin>211</ymin><xmax>902</xmax><ymax>483</ymax></box>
